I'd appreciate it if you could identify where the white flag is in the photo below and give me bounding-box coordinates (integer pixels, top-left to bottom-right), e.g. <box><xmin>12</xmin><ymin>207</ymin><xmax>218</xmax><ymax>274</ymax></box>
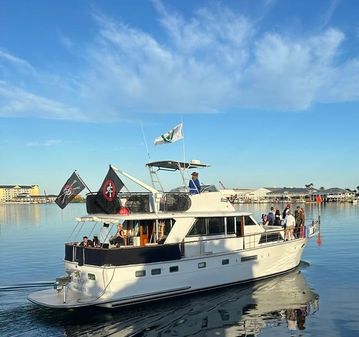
<box><xmin>154</xmin><ymin>123</ymin><xmax>184</xmax><ymax>145</ymax></box>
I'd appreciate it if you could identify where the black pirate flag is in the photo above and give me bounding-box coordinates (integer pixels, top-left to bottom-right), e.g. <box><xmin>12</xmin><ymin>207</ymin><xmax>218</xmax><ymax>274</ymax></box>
<box><xmin>55</xmin><ymin>171</ymin><xmax>85</xmax><ymax>209</ymax></box>
<box><xmin>95</xmin><ymin>166</ymin><xmax>124</xmax><ymax>214</ymax></box>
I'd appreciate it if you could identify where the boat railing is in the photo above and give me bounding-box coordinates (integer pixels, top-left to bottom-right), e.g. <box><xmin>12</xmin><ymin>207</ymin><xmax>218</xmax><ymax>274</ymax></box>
<box><xmin>182</xmin><ymin>229</ymin><xmax>285</xmax><ymax>257</ymax></box>
<box><xmin>64</xmin><ymin>221</ymin><xmax>319</xmax><ymax>265</ymax></box>
<box><xmin>65</xmin><ymin>242</ymin><xmax>182</xmax><ymax>266</ymax></box>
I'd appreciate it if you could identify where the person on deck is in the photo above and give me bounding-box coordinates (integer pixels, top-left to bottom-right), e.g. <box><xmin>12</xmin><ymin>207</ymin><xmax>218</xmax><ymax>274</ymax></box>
<box><xmin>294</xmin><ymin>206</ymin><xmax>305</xmax><ymax>238</ymax></box>
<box><xmin>189</xmin><ymin>172</ymin><xmax>201</xmax><ymax>194</ymax></box>
<box><xmin>92</xmin><ymin>235</ymin><xmax>101</xmax><ymax>247</ymax></box>
<box><xmin>285</xmin><ymin>211</ymin><xmax>295</xmax><ymax>240</ymax></box>
<box><xmin>99</xmin><ymin>222</ymin><xmax>111</xmax><ymax>248</ymax></box>
<box><xmin>282</xmin><ymin>203</ymin><xmax>291</xmax><ymax>219</ymax></box>
<box><xmin>111</xmin><ymin>223</ymin><xmax>126</xmax><ymax>247</ymax></box>
<box><xmin>267</xmin><ymin>206</ymin><xmax>275</xmax><ymax>226</ymax></box>
<box><xmin>274</xmin><ymin>209</ymin><xmax>282</xmax><ymax>226</ymax></box>
<box><xmin>79</xmin><ymin>236</ymin><xmax>93</xmax><ymax>247</ymax></box>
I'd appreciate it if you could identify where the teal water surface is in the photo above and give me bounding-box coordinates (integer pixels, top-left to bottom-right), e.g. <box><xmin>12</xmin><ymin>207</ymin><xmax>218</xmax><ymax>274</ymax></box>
<box><xmin>0</xmin><ymin>203</ymin><xmax>358</xmax><ymax>337</ymax></box>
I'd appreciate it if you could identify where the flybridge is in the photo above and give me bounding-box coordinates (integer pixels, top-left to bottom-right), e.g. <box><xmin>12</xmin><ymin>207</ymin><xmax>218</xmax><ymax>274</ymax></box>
<box><xmin>145</xmin><ymin>159</ymin><xmax>210</xmax><ymax>192</ymax></box>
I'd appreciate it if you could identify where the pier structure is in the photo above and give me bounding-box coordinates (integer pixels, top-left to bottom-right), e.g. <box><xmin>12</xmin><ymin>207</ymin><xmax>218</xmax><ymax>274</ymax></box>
<box><xmin>223</xmin><ymin>186</ymin><xmax>357</xmax><ymax>203</ymax></box>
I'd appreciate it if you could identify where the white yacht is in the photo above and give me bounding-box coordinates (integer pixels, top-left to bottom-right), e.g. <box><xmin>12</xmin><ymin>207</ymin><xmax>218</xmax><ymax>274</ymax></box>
<box><xmin>28</xmin><ymin>160</ymin><xmax>319</xmax><ymax>309</ymax></box>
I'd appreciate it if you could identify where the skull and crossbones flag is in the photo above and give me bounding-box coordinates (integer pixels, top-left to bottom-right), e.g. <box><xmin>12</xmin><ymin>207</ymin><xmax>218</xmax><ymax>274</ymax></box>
<box><xmin>55</xmin><ymin>171</ymin><xmax>86</xmax><ymax>209</ymax></box>
<box><xmin>95</xmin><ymin>166</ymin><xmax>124</xmax><ymax>214</ymax></box>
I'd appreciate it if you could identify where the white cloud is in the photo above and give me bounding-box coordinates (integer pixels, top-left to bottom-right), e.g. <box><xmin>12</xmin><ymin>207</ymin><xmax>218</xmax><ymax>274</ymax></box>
<box><xmin>25</xmin><ymin>139</ymin><xmax>62</xmax><ymax>147</ymax></box>
<box><xmin>0</xmin><ymin>81</ymin><xmax>87</xmax><ymax>120</ymax></box>
<box><xmin>319</xmin><ymin>0</ymin><xmax>339</xmax><ymax>30</ymax></box>
<box><xmin>0</xmin><ymin>49</ymin><xmax>36</xmax><ymax>73</ymax></box>
<box><xmin>0</xmin><ymin>2</ymin><xmax>358</xmax><ymax>121</ymax></box>
<box><xmin>58</xmin><ymin>31</ymin><xmax>75</xmax><ymax>49</ymax></box>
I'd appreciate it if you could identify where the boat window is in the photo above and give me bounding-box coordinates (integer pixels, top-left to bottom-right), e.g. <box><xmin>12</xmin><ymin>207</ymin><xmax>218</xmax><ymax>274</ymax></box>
<box><xmin>241</xmin><ymin>255</ymin><xmax>257</xmax><ymax>262</ymax></box>
<box><xmin>208</xmin><ymin>217</ymin><xmax>225</xmax><ymax>235</ymax></box>
<box><xmin>188</xmin><ymin>218</ymin><xmax>206</xmax><ymax>236</ymax></box>
<box><xmin>198</xmin><ymin>262</ymin><xmax>206</xmax><ymax>269</ymax></box>
<box><xmin>187</xmin><ymin>217</ymin><xmax>226</xmax><ymax>236</ymax></box>
<box><xmin>162</xmin><ymin>218</ymin><xmax>175</xmax><ymax>236</ymax></box>
<box><xmin>151</xmin><ymin>268</ymin><xmax>161</xmax><ymax>275</ymax></box>
<box><xmin>259</xmin><ymin>232</ymin><xmax>282</xmax><ymax>244</ymax></box>
<box><xmin>244</xmin><ymin>216</ymin><xmax>257</xmax><ymax>226</ymax></box>
<box><xmin>235</xmin><ymin>217</ymin><xmax>244</xmax><ymax>237</ymax></box>
<box><xmin>226</xmin><ymin>217</ymin><xmax>235</xmax><ymax>234</ymax></box>
<box><xmin>169</xmin><ymin>266</ymin><xmax>179</xmax><ymax>273</ymax></box>
<box><xmin>135</xmin><ymin>270</ymin><xmax>146</xmax><ymax>277</ymax></box>
<box><xmin>87</xmin><ymin>273</ymin><xmax>96</xmax><ymax>280</ymax></box>
<box><xmin>222</xmin><ymin>259</ymin><xmax>229</xmax><ymax>265</ymax></box>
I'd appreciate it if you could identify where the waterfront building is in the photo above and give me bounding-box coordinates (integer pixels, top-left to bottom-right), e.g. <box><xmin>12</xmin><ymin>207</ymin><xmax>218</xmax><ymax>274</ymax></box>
<box><xmin>0</xmin><ymin>185</ymin><xmax>40</xmax><ymax>202</ymax></box>
<box><xmin>228</xmin><ymin>188</ymin><xmax>272</xmax><ymax>203</ymax></box>
<box><xmin>312</xmin><ymin>188</ymin><xmax>355</xmax><ymax>202</ymax></box>
<box><xmin>265</xmin><ymin>187</ymin><xmax>313</xmax><ymax>203</ymax></box>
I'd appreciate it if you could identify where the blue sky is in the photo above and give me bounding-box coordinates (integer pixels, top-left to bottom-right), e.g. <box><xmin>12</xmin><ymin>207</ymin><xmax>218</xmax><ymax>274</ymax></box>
<box><xmin>1</xmin><ymin>0</ymin><xmax>358</xmax><ymax>194</ymax></box>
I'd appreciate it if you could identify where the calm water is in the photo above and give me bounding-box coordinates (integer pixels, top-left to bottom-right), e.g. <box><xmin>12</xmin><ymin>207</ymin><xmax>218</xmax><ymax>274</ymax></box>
<box><xmin>0</xmin><ymin>203</ymin><xmax>358</xmax><ymax>337</ymax></box>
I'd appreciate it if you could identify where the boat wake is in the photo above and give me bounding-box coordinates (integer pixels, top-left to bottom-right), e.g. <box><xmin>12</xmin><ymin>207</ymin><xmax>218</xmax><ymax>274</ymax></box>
<box><xmin>299</xmin><ymin>260</ymin><xmax>311</xmax><ymax>268</ymax></box>
<box><xmin>0</xmin><ymin>281</ymin><xmax>53</xmax><ymax>292</ymax></box>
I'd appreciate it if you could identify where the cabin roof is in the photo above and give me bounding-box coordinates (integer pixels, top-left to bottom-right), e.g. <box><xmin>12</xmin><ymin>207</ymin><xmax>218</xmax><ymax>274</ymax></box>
<box><xmin>145</xmin><ymin>160</ymin><xmax>209</xmax><ymax>171</ymax></box>
<box><xmin>77</xmin><ymin>211</ymin><xmax>252</xmax><ymax>223</ymax></box>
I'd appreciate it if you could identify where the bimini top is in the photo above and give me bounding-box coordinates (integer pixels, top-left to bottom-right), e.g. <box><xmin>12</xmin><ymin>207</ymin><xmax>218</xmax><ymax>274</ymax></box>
<box><xmin>146</xmin><ymin>160</ymin><xmax>210</xmax><ymax>171</ymax></box>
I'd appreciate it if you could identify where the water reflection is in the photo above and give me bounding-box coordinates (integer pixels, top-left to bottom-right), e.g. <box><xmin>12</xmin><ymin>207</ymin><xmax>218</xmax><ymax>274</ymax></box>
<box><xmin>0</xmin><ymin>204</ymin><xmax>41</xmax><ymax>227</ymax></box>
<box><xmin>26</xmin><ymin>269</ymin><xmax>318</xmax><ymax>337</ymax></box>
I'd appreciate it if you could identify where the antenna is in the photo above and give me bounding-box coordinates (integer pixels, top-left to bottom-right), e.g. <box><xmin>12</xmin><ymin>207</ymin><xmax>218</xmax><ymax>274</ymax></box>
<box><xmin>140</xmin><ymin>121</ymin><xmax>151</xmax><ymax>160</ymax></box>
<box><xmin>181</xmin><ymin>117</ymin><xmax>186</xmax><ymax>166</ymax></box>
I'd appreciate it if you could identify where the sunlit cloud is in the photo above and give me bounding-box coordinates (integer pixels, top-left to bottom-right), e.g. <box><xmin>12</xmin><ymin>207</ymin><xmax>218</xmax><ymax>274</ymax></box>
<box><xmin>0</xmin><ymin>1</ymin><xmax>358</xmax><ymax>122</ymax></box>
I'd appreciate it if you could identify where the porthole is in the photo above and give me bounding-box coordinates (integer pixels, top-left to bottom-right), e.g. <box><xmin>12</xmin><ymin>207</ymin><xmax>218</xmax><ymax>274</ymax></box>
<box><xmin>198</xmin><ymin>262</ymin><xmax>206</xmax><ymax>269</ymax></box>
<box><xmin>151</xmin><ymin>268</ymin><xmax>161</xmax><ymax>275</ymax></box>
<box><xmin>135</xmin><ymin>270</ymin><xmax>146</xmax><ymax>277</ymax></box>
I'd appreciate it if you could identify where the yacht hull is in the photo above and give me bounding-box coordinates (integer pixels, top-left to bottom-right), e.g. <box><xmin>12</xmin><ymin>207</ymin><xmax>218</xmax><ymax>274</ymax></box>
<box><xmin>28</xmin><ymin>238</ymin><xmax>307</xmax><ymax>309</ymax></box>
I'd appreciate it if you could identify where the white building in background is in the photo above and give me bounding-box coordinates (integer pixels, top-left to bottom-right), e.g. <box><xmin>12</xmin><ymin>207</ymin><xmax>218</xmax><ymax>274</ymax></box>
<box><xmin>220</xmin><ymin>189</ymin><xmax>237</xmax><ymax>199</ymax></box>
<box><xmin>245</xmin><ymin>188</ymin><xmax>272</xmax><ymax>202</ymax></box>
<box><xmin>223</xmin><ymin>185</ymin><xmax>356</xmax><ymax>204</ymax></box>
<box><xmin>230</xmin><ymin>188</ymin><xmax>272</xmax><ymax>202</ymax></box>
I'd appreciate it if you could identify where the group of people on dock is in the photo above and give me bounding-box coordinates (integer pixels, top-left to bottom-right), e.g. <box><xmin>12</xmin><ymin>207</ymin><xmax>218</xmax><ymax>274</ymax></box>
<box><xmin>262</xmin><ymin>204</ymin><xmax>306</xmax><ymax>240</ymax></box>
